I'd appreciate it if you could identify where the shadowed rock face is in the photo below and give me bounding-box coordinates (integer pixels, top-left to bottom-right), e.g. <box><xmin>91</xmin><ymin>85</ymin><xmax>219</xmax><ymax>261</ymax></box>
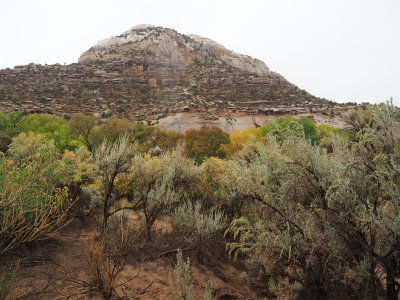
<box><xmin>78</xmin><ymin>24</ymin><xmax>271</xmax><ymax>76</ymax></box>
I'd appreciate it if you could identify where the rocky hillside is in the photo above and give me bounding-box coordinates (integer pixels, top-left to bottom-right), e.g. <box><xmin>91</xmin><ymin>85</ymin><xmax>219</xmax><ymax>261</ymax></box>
<box><xmin>0</xmin><ymin>25</ymin><xmax>351</xmax><ymax>132</ymax></box>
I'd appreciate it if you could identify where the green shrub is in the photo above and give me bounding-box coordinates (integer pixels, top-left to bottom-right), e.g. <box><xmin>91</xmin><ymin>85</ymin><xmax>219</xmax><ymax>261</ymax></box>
<box><xmin>262</xmin><ymin>116</ymin><xmax>320</xmax><ymax>144</ymax></box>
<box><xmin>91</xmin><ymin>135</ymin><xmax>135</xmax><ymax>232</ymax></box>
<box><xmin>173</xmin><ymin>201</ymin><xmax>225</xmax><ymax>253</ymax></box>
<box><xmin>130</xmin><ymin>146</ymin><xmax>203</xmax><ymax>240</ymax></box>
<box><xmin>224</xmin><ymin>101</ymin><xmax>400</xmax><ymax>299</ymax></box>
<box><xmin>169</xmin><ymin>250</ymin><xmax>214</xmax><ymax>300</ymax></box>
<box><xmin>316</xmin><ymin>124</ymin><xmax>350</xmax><ymax>152</ymax></box>
<box><xmin>0</xmin><ymin>264</ymin><xmax>17</xmax><ymax>300</ymax></box>
<box><xmin>169</xmin><ymin>249</ymin><xmax>197</xmax><ymax>300</ymax></box>
<box><xmin>0</xmin><ymin>134</ymin><xmax>74</xmax><ymax>254</ymax></box>
<box><xmin>7</xmin><ymin>132</ymin><xmax>55</xmax><ymax>160</ymax></box>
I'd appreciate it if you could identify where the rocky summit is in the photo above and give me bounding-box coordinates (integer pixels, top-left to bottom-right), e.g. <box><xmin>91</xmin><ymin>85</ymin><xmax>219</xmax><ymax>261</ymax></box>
<box><xmin>78</xmin><ymin>24</ymin><xmax>271</xmax><ymax>76</ymax></box>
<box><xmin>0</xmin><ymin>25</ymin><xmax>351</xmax><ymax>132</ymax></box>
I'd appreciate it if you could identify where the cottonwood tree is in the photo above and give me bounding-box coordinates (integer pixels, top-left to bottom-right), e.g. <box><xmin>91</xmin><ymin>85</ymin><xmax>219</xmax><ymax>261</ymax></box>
<box><xmin>100</xmin><ymin>117</ymin><xmax>135</xmax><ymax>144</ymax></box>
<box><xmin>184</xmin><ymin>125</ymin><xmax>230</xmax><ymax>163</ymax></box>
<box><xmin>68</xmin><ymin>114</ymin><xmax>97</xmax><ymax>152</ymax></box>
<box><xmin>0</xmin><ymin>111</ymin><xmax>22</xmax><ymax>134</ymax></box>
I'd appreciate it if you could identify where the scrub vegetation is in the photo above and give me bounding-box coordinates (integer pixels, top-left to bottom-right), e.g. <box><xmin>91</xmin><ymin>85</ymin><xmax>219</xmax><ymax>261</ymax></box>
<box><xmin>0</xmin><ymin>101</ymin><xmax>399</xmax><ymax>299</ymax></box>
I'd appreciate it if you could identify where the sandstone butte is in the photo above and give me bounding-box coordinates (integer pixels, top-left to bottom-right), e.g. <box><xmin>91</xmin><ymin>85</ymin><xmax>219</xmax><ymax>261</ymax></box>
<box><xmin>0</xmin><ymin>24</ymin><xmax>353</xmax><ymax>132</ymax></box>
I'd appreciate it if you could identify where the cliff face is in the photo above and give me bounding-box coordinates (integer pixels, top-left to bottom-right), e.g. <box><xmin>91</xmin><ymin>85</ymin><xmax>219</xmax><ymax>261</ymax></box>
<box><xmin>0</xmin><ymin>25</ymin><xmax>351</xmax><ymax>132</ymax></box>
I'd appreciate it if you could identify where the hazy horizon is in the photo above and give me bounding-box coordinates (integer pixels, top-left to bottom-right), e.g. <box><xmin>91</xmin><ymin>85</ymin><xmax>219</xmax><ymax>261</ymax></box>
<box><xmin>1</xmin><ymin>0</ymin><xmax>399</xmax><ymax>105</ymax></box>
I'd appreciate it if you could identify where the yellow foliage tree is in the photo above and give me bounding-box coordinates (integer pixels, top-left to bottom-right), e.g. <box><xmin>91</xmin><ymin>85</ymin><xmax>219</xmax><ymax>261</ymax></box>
<box><xmin>222</xmin><ymin>126</ymin><xmax>262</xmax><ymax>157</ymax></box>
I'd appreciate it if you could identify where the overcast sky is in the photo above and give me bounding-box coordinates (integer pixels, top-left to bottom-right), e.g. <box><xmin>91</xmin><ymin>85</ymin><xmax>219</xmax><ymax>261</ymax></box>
<box><xmin>1</xmin><ymin>0</ymin><xmax>399</xmax><ymax>105</ymax></box>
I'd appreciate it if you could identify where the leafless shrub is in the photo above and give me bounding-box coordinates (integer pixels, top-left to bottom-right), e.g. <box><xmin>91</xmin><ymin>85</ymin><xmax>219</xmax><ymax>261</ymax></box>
<box><xmin>64</xmin><ymin>216</ymin><xmax>136</xmax><ymax>299</ymax></box>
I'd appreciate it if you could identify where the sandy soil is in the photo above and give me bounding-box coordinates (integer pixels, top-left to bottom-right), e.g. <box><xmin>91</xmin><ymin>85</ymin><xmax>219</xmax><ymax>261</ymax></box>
<box><xmin>5</xmin><ymin>211</ymin><xmax>272</xmax><ymax>300</ymax></box>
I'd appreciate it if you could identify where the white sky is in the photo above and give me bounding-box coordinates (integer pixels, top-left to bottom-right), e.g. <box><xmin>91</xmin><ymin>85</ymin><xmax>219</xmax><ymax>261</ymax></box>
<box><xmin>1</xmin><ymin>0</ymin><xmax>399</xmax><ymax>105</ymax></box>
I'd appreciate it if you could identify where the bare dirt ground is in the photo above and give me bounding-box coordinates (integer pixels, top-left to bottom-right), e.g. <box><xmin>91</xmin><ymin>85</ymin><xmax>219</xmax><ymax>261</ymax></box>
<box><xmin>5</xmin><ymin>211</ymin><xmax>272</xmax><ymax>300</ymax></box>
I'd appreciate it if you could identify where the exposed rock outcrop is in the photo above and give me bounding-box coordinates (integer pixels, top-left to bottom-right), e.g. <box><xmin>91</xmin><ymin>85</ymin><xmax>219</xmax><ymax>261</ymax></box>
<box><xmin>79</xmin><ymin>25</ymin><xmax>271</xmax><ymax>76</ymax></box>
<box><xmin>157</xmin><ymin>113</ymin><xmax>269</xmax><ymax>132</ymax></box>
<box><xmin>187</xmin><ymin>34</ymin><xmax>270</xmax><ymax>76</ymax></box>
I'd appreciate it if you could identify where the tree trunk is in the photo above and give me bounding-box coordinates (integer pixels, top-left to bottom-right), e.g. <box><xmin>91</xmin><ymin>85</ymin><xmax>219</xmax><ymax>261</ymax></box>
<box><xmin>102</xmin><ymin>175</ymin><xmax>116</xmax><ymax>234</ymax></box>
<box><xmin>144</xmin><ymin>210</ymin><xmax>152</xmax><ymax>241</ymax></box>
<box><xmin>102</xmin><ymin>205</ymin><xmax>109</xmax><ymax>234</ymax></box>
<box><xmin>385</xmin><ymin>255</ymin><xmax>399</xmax><ymax>300</ymax></box>
<box><xmin>386</xmin><ymin>271</ymin><xmax>398</xmax><ymax>300</ymax></box>
<box><xmin>145</xmin><ymin>223</ymin><xmax>152</xmax><ymax>242</ymax></box>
